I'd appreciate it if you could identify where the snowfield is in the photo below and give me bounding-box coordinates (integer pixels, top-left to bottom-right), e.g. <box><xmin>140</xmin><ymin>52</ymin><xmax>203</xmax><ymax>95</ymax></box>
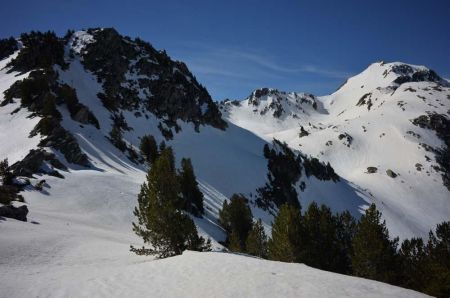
<box><xmin>222</xmin><ymin>62</ymin><xmax>450</xmax><ymax>239</ymax></box>
<box><xmin>0</xmin><ymin>32</ymin><xmax>446</xmax><ymax>298</ymax></box>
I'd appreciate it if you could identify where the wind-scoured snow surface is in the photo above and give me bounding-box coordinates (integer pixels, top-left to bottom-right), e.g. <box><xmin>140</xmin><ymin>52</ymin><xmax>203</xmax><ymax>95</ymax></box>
<box><xmin>222</xmin><ymin>62</ymin><xmax>450</xmax><ymax>239</ymax></box>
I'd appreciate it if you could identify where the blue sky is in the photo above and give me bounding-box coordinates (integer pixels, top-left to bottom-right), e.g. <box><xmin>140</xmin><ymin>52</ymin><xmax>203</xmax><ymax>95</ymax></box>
<box><xmin>1</xmin><ymin>0</ymin><xmax>449</xmax><ymax>100</ymax></box>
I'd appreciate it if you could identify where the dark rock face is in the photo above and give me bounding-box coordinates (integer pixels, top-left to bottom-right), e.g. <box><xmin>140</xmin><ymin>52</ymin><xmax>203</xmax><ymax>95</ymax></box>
<box><xmin>247</xmin><ymin>88</ymin><xmax>318</xmax><ymax>118</ymax></box>
<box><xmin>356</xmin><ymin>93</ymin><xmax>373</xmax><ymax>110</ymax></box>
<box><xmin>386</xmin><ymin>169</ymin><xmax>397</xmax><ymax>178</ymax></box>
<box><xmin>390</xmin><ymin>64</ymin><xmax>447</xmax><ymax>86</ymax></box>
<box><xmin>79</xmin><ymin>28</ymin><xmax>226</xmax><ymax>132</ymax></box>
<box><xmin>412</xmin><ymin>113</ymin><xmax>450</xmax><ymax>190</ymax></box>
<box><xmin>0</xmin><ymin>205</ymin><xmax>28</xmax><ymax>222</ymax></box>
<box><xmin>367</xmin><ymin>167</ymin><xmax>378</xmax><ymax>173</ymax></box>
<box><xmin>11</xmin><ymin>149</ymin><xmax>67</xmax><ymax>178</ymax></box>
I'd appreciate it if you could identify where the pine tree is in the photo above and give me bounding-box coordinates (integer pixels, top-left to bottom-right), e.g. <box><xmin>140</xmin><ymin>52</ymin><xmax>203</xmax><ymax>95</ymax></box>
<box><xmin>301</xmin><ymin>202</ymin><xmax>341</xmax><ymax>271</ymax></box>
<box><xmin>0</xmin><ymin>158</ymin><xmax>12</xmax><ymax>185</ymax></box>
<box><xmin>131</xmin><ymin>148</ymin><xmax>210</xmax><ymax>258</ymax></box>
<box><xmin>179</xmin><ymin>158</ymin><xmax>204</xmax><ymax>216</ymax></box>
<box><xmin>139</xmin><ymin>134</ymin><xmax>158</xmax><ymax>165</ymax></box>
<box><xmin>246</xmin><ymin>219</ymin><xmax>268</xmax><ymax>258</ymax></box>
<box><xmin>351</xmin><ymin>203</ymin><xmax>399</xmax><ymax>283</ymax></box>
<box><xmin>219</xmin><ymin>194</ymin><xmax>253</xmax><ymax>251</ymax></box>
<box><xmin>268</xmin><ymin>204</ymin><xmax>302</xmax><ymax>262</ymax></box>
<box><xmin>335</xmin><ymin>210</ymin><xmax>357</xmax><ymax>274</ymax></box>
<box><xmin>398</xmin><ymin>237</ymin><xmax>427</xmax><ymax>292</ymax></box>
<box><xmin>228</xmin><ymin>229</ymin><xmax>243</xmax><ymax>253</ymax></box>
<box><xmin>422</xmin><ymin>221</ymin><xmax>450</xmax><ymax>298</ymax></box>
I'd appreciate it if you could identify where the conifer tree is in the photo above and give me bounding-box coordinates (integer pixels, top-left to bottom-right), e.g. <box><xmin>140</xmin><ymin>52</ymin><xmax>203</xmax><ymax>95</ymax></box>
<box><xmin>335</xmin><ymin>210</ymin><xmax>357</xmax><ymax>274</ymax></box>
<box><xmin>422</xmin><ymin>221</ymin><xmax>450</xmax><ymax>297</ymax></box>
<box><xmin>179</xmin><ymin>158</ymin><xmax>204</xmax><ymax>216</ymax></box>
<box><xmin>268</xmin><ymin>204</ymin><xmax>302</xmax><ymax>262</ymax></box>
<box><xmin>131</xmin><ymin>147</ymin><xmax>210</xmax><ymax>258</ymax></box>
<box><xmin>228</xmin><ymin>230</ymin><xmax>243</xmax><ymax>253</ymax></box>
<box><xmin>301</xmin><ymin>202</ymin><xmax>341</xmax><ymax>271</ymax></box>
<box><xmin>351</xmin><ymin>203</ymin><xmax>399</xmax><ymax>283</ymax></box>
<box><xmin>246</xmin><ymin>219</ymin><xmax>268</xmax><ymax>258</ymax></box>
<box><xmin>139</xmin><ymin>134</ymin><xmax>158</xmax><ymax>165</ymax></box>
<box><xmin>219</xmin><ymin>194</ymin><xmax>253</xmax><ymax>251</ymax></box>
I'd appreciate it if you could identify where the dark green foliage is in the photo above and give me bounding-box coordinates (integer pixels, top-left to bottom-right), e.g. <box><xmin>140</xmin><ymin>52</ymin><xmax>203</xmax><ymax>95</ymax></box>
<box><xmin>0</xmin><ymin>159</ymin><xmax>23</xmax><ymax>205</ymax></box>
<box><xmin>246</xmin><ymin>219</ymin><xmax>268</xmax><ymax>258</ymax></box>
<box><xmin>398</xmin><ymin>238</ymin><xmax>427</xmax><ymax>291</ymax></box>
<box><xmin>335</xmin><ymin>210</ymin><xmax>357</xmax><ymax>274</ymax></box>
<box><xmin>228</xmin><ymin>230</ymin><xmax>243</xmax><ymax>253</ymax></box>
<box><xmin>131</xmin><ymin>148</ymin><xmax>210</xmax><ymax>258</ymax></box>
<box><xmin>158</xmin><ymin>122</ymin><xmax>174</xmax><ymax>140</ymax></box>
<box><xmin>2</xmin><ymin>69</ymin><xmax>89</xmax><ymax>166</ymax></box>
<box><xmin>139</xmin><ymin>134</ymin><xmax>158</xmax><ymax>165</ymax></box>
<box><xmin>397</xmin><ymin>222</ymin><xmax>450</xmax><ymax>297</ymax></box>
<box><xmin>219</xmin><ymin>194</ymin><xmax>253</xmax><ymax>251</ymax></box>
<box><xmin>300</xmin><ymin>203</ymin><xmax>349</xmax><ymax>272</ymax></box>
<box><xmin>109</xmin><ymin>125</ymin><xmax>126</xmax><ymax>152</ymax></box>
<box><xmin>7</xmin><ymin>31</ymin><xmax>66</xmax><ymax>73</ymax></box>
<box><xmin>421</xmin><ymin>222</ymin><xmax>450</xmax><ymax>297</ymax></box>
<box><xmin>179</xmin><ymin>158</ymin><xmax>204</xmax><ymax>216</ymax></box>
<box><xmin>351</xmin><ymin>204</ymin><xmax>399</xmax><ymax>283</ymax></box>
<box><xmin>303</xmin><ymin>158</ymin><xmax>339</xmax><ymax>181</ymax></box>
<box><xmin>0</xmin><ymin>158</ymin><xmax>14</xmax><ymax>185</ymax></box>
<box><xmin>108</xmin><ymin>113</ymin><xmax>130</xmax><ymax>152</ymax></box>
<box><xmin>257</xmin><ymin>140</ymin><xmax>302</xmax><ymax>209</ymax></box>
<box><xmin>268</xmin><ymin>204</ymin><xmax>302</xmax><ymax>262</ymax></box>
<box><xmin>3</xmin><ymin>69</ymin><xmax>55</xmax><ymax>110</ymax></box>
<box><xmin>0</xmin><ymin>37</ymin><xmax>18</xmax><ymax>60</ymax></box>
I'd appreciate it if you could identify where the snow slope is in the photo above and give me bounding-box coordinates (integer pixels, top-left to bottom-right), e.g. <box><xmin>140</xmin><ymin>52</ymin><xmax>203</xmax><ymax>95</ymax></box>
<box><xmin>222</xmin><ymin>62</ymin><xmax>450</xmax><ymax>239</ymax></box>
<box><xmin>0</xmin><ymin>31</ymin><xmax>437</xmax><ymax>297</ymax></box>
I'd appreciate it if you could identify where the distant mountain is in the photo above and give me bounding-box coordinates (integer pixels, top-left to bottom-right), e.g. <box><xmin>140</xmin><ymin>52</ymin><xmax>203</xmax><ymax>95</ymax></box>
<box><xmin>221</xmin><ymin>61</ymin><xmax>450</xmax><ymax>239</ymax></box>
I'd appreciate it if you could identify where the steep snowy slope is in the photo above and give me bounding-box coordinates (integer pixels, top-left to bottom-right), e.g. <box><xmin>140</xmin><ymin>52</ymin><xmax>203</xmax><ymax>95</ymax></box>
<box><xmin>222</xmin><ymin>62</ymin><xmax>450</xmax><ymax>239</ymax></box>
<box><xmin>0</xmin><ymin>29</ymin><xmax>405</xmax><ymax>297</ymax></box>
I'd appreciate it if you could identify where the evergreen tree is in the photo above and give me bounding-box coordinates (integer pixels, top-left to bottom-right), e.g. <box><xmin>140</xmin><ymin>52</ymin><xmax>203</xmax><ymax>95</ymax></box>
<box><xmin>335</xmin><ymin>210</ymin><xmax>357</xmax><ymax>274</ymax></box>
<box><xmin>131</xmin><ymin>148</ymin><xmax>210</xmax><ymax>258</ymax></box>
<box><xmin>398</xmin><ymin>237</ymin><xmax>427</xmax><ymax>292</ymax></box>
<box><xmin>268</xmin><ymin>204</ymin><xmax>302</xmax><ymax>262</ymax></box>
<box><xmin>246</xmin><ymin>219</ymin><xmax>268</xmax><ymax>258</ymax></box>
<box><xmin>219</xmin><ymin>194</ymin><xmax>253</xmax><ymax>251</ymax></box>
<box><xmin>228</xmin><ymin>229</ymin><xmax>243</xmax><ymax>253</ymax></box>
<box><xmin>179</xmin><ymin>158</ymin><xmax>204</xmax><ymax>216</ymax></box>
<box><xmin>301</xmin><ymin>202</ymin><xmax>341</xmax><ymax>271</ymax></box>
<box><xmin>351</xmin><ymin>203</ymin><xmax>399</xmax><ymax>283</ymax></box>
<box><xmin>0</xmin><ymin>158</ymin><xmax>12</xmax><ymax>185</ymax></box>
<box><xmin>422</xmin><ymin>221</ymin><xmax>450</xmax><ymax>297</ymax></box>
<box><xmin>139</xmin><ymin>134</ymin><xmax>158</xmax><ymax>165</ymax></box>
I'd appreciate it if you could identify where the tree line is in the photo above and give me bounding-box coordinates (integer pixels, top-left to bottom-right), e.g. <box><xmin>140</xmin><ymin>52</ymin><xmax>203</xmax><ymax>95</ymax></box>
<box><xmin>218</xmin><ymin>195</ymin><xmax>450</xmax><ymax>297</ymax></box>
<box><xmin>133</xmin><ymin>135</ymin><xmax>449</xmax><ymax>297</ymax></box>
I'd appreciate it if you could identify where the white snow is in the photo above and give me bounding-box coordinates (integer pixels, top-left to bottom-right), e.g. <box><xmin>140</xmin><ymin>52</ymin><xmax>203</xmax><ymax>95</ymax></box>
<box><xmin>223</xmin><ymin>62</ymin><xmax>450</xmax><ymax>239</ymax></box>
<box><xmin>0</xmin><ymin>44</ymin><xmax>437</xmax><ymax>298</ymax></box>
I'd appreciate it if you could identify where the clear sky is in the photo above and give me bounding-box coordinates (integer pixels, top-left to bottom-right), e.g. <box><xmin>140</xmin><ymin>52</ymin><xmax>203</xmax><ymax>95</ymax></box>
<box><xmin>1</xmin><ymin>0</ymin><xmax>449</xmax><ymax>100</ymax></box>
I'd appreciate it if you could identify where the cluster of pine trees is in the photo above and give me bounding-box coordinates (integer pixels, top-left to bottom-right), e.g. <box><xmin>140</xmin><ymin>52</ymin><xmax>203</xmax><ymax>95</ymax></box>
<box><xmin>219</xmin><ymin>196</ymin><xmax>450</xmax><ymax>297</ymax></box>
<box><xmin>131</xmin><ymin>137</ymin><xmax>209</xmax><ymax>258</ymax></box>
<box><xmin>133</xmin><ymin>137</ymin><xmax>449</xmax><ymax>296</ymax></box>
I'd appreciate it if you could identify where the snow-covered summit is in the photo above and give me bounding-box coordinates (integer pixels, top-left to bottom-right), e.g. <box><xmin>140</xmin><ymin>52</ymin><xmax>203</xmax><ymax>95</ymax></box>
<box><xmin>224</xmin><ymin>61</ymin><xmax>450</xmax><ymax>239</ymax></box>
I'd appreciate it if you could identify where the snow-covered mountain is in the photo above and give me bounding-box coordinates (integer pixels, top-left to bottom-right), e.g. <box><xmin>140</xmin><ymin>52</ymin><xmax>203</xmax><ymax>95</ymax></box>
<box><xmin>0</xmin><ymin>29</ymin><xmax>445</xmax><ymax>297</ymax></box>
<box><xmin>221</xmin><ymin>62</ymin><xmax>450</xmax><ymax>239</ymax></box>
